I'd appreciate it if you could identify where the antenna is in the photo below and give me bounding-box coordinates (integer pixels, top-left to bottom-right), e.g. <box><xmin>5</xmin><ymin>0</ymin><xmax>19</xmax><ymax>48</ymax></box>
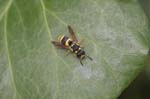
<box><xmin>80</xmin><ymin>60</ymin><xmax>83</xmax><ymax>66</ymax></box>
<box><xmin>86</xmin><ymin>55</ymin><xmax>93</xmax><ymax>61</ymax></box>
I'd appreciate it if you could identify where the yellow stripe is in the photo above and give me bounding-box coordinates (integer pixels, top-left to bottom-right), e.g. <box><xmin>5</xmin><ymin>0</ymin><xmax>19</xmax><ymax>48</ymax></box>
<box><xmin>75</xmin><ymin>51</ymin><xmax>78</xmax><ymax>53</ymax></box>
<box><xmin>81</xmin><ymin>55</ymin><xmax>85</xmax><ymax>59</ymax></box>
<box><xmin>58</xmin><ymin>35</ymin><xmax>64</xmax><ymax>43</ymax></box>
<box><xmin>65</xmin><ymin>38</ymin><xmax>71</xmax><ymax>46</ymax></box>
<box><xmin>78</xmin><ymin>48</ymin><xmax>81</xmax><ymax>51</ymax></box>
<box><xmin>71</xmin><ymin>43</ymin><xmax>75</xmax><ymax>47</ymax></box>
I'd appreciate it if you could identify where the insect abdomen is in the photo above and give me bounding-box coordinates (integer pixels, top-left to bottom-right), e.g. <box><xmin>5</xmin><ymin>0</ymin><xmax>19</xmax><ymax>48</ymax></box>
<box><xmin>58</xmin><ymin>35</ymin><xmax>72</xmax><ymax>46</ymax></box>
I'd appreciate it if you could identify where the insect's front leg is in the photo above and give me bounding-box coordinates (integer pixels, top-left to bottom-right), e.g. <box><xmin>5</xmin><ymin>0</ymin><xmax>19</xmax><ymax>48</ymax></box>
<box><xmin>78</xmin><ymin>39</ymin><xmax>84</xmax><ymax>48</ymax></box>
<box><xmin>78</xmin><ymin>39</ymin><xmax>84</xmax><ymax>44</ymax></box>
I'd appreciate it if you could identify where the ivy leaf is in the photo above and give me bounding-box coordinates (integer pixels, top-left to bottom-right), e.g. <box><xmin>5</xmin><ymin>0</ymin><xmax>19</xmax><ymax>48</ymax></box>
<box><xmin>0</xmin><ymin>0</ymin><xmax>149</xmax><ymax>99</ymax></box>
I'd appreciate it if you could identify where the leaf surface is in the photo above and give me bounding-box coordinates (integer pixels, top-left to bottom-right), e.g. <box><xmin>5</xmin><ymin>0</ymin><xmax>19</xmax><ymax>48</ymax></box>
<box><xmin>0</xmin><ymin>0</ymin><xmax>149</xmax><ymax>99</ymax></box>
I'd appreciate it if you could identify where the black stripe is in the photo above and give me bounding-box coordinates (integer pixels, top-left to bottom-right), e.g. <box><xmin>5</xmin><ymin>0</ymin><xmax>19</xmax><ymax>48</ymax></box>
<box><xmin>68</xmin><ymin>41</ymin><xmax>73</xmax><ymax>46</ymax></box>
<box><xmin>61</xmin><ymin>36</ymin><xmax>68</xmax><ymax>45</ymax></box>
<box><xmin>77</xmin><ymin>50</ymin><xmax>85</xmax><ymax>58</ymax></box>
<box><xmin>71</xmin><ymin>44</ymin><xmax>80</xmax><ymax>52</ymax></box>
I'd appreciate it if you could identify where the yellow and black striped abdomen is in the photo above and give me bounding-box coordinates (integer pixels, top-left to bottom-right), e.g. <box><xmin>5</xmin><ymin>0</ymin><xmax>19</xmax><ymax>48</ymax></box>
<box><xmin>58</xmin><ymin>35</ymin><xmax>73</xmax><ymax>47</ymax></box>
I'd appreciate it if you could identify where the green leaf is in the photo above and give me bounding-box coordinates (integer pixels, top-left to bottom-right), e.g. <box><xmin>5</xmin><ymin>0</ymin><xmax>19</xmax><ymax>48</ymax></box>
<box><xmin>0</xmin><ymin>0</ymin><xmax>149</xmax><ymax>99</ymax></box>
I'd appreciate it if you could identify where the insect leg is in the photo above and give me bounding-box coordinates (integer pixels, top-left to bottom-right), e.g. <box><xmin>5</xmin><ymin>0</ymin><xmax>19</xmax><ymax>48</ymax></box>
<box><xmin>65</xmin><ymin>50</ymin><xmax>71</xmax><ymax>56</ymax></box>
<box><xmin>68</xmin><ymin>25</ymin><xmax>78</xmax><ymax>42</ymax></box>
<box><xmin>78</xmin><ymin>39</ymin><xmax>84</xmax><ymax>44</ymax></box>
<box><xmin>78</xmin><ymin>39</ymin><xmax>84</xmax><ymax>48</ymax></box>
<box><xmin>86</xmin><ymin>55</ymin><xmax>93</xmax><ymax>60</ymax></box>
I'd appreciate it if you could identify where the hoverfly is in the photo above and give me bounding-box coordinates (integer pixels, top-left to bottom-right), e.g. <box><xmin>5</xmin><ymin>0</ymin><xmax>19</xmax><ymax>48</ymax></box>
<box><xmin>52</xmin><ymin>25</ymin><xmax>92</xmax><ymax>66</ymax></box>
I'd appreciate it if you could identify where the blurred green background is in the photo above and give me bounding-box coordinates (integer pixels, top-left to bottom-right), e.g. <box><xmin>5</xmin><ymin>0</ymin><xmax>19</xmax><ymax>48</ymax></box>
<box><xmin>119</xmin><ymin>0</ymin><xmax>150</xmax><ymax>99</ymax></box>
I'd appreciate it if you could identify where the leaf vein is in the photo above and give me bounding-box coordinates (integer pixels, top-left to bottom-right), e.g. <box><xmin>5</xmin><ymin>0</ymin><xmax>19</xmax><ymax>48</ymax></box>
<box><xmin>4</xmin><ymin>13</ymin><xmax>20</xmax><ymax>99</ymax></box>
<box><xmin>0</xmin><ymin>0</ymin><xmax>13</xmax><ymax>22</ymax></box>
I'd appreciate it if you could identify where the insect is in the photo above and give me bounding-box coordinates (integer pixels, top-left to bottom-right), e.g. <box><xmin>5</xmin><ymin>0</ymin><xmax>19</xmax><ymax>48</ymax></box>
<box><xmin>52</xmin><ymin>25</ymin><xmax>92</xmax><ymax>66</ymax></box>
